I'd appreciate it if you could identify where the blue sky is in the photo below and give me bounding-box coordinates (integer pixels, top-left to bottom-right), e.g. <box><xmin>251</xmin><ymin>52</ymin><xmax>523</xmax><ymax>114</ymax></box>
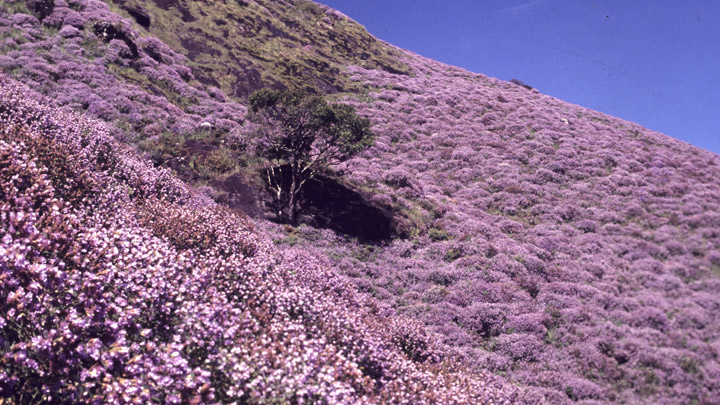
<box><xmin>320</xmin><ymin>0</ymin><xmax>720</xmax><ymax>154</ymax></box>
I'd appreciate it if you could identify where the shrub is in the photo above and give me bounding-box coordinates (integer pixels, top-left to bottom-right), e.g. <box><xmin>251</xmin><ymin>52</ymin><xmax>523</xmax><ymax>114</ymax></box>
<box><xmin>428</xmin><ymin>227</ymin><xmax>450</xmax><ymax>242</ymax></box>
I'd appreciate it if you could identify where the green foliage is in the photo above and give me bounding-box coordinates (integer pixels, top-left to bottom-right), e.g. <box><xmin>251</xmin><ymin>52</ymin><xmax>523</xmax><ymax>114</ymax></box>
<box><xmin>248</xmin><ymin>89</ymin><xmax>374</xmax><ymax>162</ymax></box>
<box><xmin>428</xmin><ymin>228</ymin><xmax>450</xmax><ymax>242</ymax></box>
<box><xmin>3</xmin><ymin>1</ymin><xmax>29</xmax><ymax>14</ymax></box>
<box><xmin>353</xmin><ymin>245</ymin><xmax>378</xmax><ymax>263</ymax></box>
<box><xmin>204</xmin><ymin>148</ymin><xmax>236</xmax><ymax>174</ymax></box>
<box><xmin>140</xmin><ymin>131</ymin><xmax>185</xmax><ymax>167</ymax></box>
<box><xmin>444</xmin><ymin>248</ymin><xmax>463</xmax><ymax>263</ymax></box>
<box><xmin>246</xmin><ymin>88</ymin><xmax>375</xmax><ymax>223</ymax></box>
<box><xmin>564</xmin><ymin>386</ymin><xmax>576</xmax><ymax>401</ymax></box>
<box><xmin>680</xmin><ymin>357</ymin><xmax>701</xmax><ymax>374</ymax></box>
<box><xmin>295</xmin><ymin>0</ymin><xmax>325</xmax><ymax>18</ymax></box>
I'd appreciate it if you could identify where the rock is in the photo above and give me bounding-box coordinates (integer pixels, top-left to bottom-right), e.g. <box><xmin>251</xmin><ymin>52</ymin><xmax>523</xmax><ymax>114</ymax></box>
<box><xmin>110</xmin><ymin>0</ymin><xmax>152</xmax><ymax>29</ymax></box>
<box><xmin>25</xmin><ymin>0</ymin><xmax>54</xmax><ymax>21</ymax></box>
<box><xmin>125</xmin><ymin>5</ymin><xmax>151</xmax><ymax>29</ymax></box>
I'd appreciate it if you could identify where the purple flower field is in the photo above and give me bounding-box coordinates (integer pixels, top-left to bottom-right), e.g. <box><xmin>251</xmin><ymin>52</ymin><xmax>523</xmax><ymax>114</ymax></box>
<box><xmin>0</xmin><ymin>0</ymin><xmax>247</xmax><ymax>139</ymax></box>
<box><xmin>0</xmin><ymin>78</ymin><xmax>513</xmax><ymax>403</ymax></box>
<box><xmin>1</xmin><ymin>0</ymin><xmax>720</xmax><ymax>403</ymax></box>
<box><xmin>305</xmin><ymin>51</ymin><xmax>720</xmax><ymax>403</ymax></box>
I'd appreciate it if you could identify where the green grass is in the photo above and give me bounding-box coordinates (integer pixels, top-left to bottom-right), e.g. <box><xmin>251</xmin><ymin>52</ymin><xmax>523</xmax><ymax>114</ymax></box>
<box><xmin>107</xmin><ymin>0</ymin><xmax>410</xmax><ymax>99</ymax></box>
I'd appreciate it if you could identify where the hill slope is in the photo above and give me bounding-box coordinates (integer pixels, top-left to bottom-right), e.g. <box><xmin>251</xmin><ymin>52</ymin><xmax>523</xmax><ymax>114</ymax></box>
<box><xmin>2</xmin><ymin>0</ymin><xmax>720</xmax><ymax>404</ymax></box>
<box><xmin>0</xmin><ymin>77</ymin><xmax>511</xmax><ymax>403</ymax></box>
<box><xmin>311</xmin><ymin>53</ymin><xmax>720</xmax><ymax>403</ymax></box>
<box><xmin>107</xmin><ymin>0</ymin><xmax>410</xmax><ymax>97</ymax></box>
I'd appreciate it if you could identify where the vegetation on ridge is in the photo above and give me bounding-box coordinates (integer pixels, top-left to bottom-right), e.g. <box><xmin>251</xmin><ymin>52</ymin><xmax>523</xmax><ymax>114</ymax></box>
<box><xmin>107</xmin><ymin>0</ymin><xmax>411</xmax><ymax>97</ymax></box>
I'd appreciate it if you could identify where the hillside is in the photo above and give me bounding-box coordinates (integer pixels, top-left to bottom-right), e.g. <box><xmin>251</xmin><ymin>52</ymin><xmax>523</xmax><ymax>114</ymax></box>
<box><xmin>2</xmin><ymin>0</ymin><xmax>720</xmax><ymax>404</ymax></box>
<box><xmin>321</xmin><ymin>55</ymin><xmax>720</xmax><ymax>403</ymax></box>
<box><xmin>107</xmin><ymin>0</ymin><xmax>410</xmax><ymax>97</ymax></box>
<box><xmin>0</xmin><ymin>77</ymin><xmax>511</xmax><ymax>403</ymax></box>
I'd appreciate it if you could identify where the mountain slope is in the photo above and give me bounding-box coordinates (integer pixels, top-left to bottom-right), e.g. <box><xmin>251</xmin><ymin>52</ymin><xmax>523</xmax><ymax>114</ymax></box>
<box><xmin>2</xmin><ymin>0</ymin><xmax>720</xmax><ymax>404</ymax></box>
<box><xmin>107</xmin><ymin>0</ymin><xmax>410</xmax><ymax>97</ymax></box>
<box><xmin>0</xmin><ymin>77</ymin><xmax>512</xmax><ymax>403</ymax></box>
<box><xmin>314</xmin><ymin>52</ymin><xmax>720</xmax><ymax>403</ymax></box>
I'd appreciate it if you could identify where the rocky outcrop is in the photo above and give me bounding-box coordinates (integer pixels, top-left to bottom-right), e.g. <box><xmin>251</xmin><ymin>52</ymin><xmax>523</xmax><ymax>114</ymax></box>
<box><xmin>111</xmin><ymin>0</ymin><xmax>152</xmax><ymax>29</ymax></box>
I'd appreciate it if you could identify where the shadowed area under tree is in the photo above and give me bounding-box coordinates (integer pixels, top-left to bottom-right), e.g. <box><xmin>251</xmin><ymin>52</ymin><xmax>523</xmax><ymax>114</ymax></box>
<box><xmin>294</xmin><ymin>173</ymin><xmax>396</xmax><ymax>241</ymax></box>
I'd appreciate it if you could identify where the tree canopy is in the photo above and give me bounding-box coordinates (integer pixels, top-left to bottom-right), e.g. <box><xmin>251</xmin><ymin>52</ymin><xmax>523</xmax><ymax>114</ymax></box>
<box><xmin>245</xmin><ymin>89</ymin><xmax>375</xmax><ymax>224</ymax></box>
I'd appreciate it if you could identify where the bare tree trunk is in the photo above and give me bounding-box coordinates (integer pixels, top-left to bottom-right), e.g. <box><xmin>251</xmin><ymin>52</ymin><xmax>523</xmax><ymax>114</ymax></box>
<box><xmin>269</xmin><ymin>162</ymin><xmax>312</xmax><ymax>225</ymax></box>
<box><xmin>288</xmin><ymin>173</ymin><xmax>298</xmax><ymax>225</ymax></box>
<box><xmin>267</xmin><ymin>165</ymin><xmax>286</xmax><ymax>222</ymax></box>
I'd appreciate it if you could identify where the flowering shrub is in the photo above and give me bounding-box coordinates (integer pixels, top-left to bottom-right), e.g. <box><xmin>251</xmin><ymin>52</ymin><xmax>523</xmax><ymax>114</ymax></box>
<box><xmin>0</xmin><ymin>78</ymin><xmax>513</xmax><ymax>403</ymax></box>
<box><xmin>3</xmin><ymin>0</ymin><xmax>720</xmax><ymax>403</ymax></box>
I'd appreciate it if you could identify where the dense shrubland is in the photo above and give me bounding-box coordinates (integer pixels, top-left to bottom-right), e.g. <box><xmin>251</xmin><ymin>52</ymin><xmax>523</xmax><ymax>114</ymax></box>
<box><xmin>285</xmin><ymin>53</ymin><xmax>720</xmax><ymax>403</ymax></box>
<box><xmin>0</xmin><ymin>78</ymin><xmax>512</xmax><ymax>403</ymax></box>
<box><xmin>0</xmin><ymin>0</ymin><xmax>248</xmax><ymax>188</ymax></box>
<box><xmin>2</xmin><ymin>0</ymin><xmax>720</xmax><ymax>403</ymax></box>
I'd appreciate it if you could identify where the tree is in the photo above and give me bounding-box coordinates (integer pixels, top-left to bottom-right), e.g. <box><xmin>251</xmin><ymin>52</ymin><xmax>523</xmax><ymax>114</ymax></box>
<box><xmin>245</xmin><ymin>89</ymin><xmax>375</xmax><ymax>224</ymax></box>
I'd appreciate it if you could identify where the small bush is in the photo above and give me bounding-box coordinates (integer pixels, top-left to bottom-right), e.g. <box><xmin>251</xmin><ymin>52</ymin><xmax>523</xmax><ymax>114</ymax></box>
<box><xmin>428</xmin><ymin>227</ymin><xmax>450</xmax><ymax>241</ymax></box>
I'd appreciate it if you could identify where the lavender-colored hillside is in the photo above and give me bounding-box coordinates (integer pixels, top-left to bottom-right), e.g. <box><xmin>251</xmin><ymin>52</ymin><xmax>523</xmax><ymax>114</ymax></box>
<box><xmin>0</xmin><ymin>0</ymin><xmax>246</xmax><ymax>137</ymax></box>
<box><xmin>0</xmin><ymin>78</ymin><xmax>512</xmax><ymax>403</ymax></box>
<box><xmin>298</xmin><ymin>51</ymin><xmax>720</xmax><ymax>403</ymax></box>
<box><xmin>1</xmin><ymin>0</ymin><xmax>719</xmax><ymax>403</ymax></box>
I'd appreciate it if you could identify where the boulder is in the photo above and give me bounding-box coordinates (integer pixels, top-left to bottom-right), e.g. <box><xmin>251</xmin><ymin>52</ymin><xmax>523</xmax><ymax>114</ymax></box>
<box><xmin>25</xmin><ymin>0</ymin><xmax>54</xmax><ymax>21</ymax></box>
